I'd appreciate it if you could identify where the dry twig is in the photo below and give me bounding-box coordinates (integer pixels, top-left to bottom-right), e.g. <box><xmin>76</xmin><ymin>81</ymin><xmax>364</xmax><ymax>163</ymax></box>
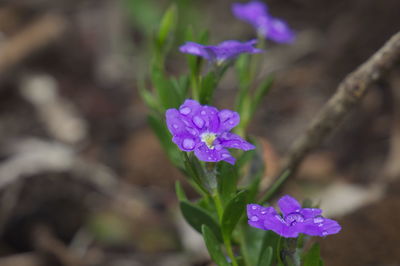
<box><xmin>261</xmin><ymin>31</ymin><xmax>400</xmax><ymax>202</ymax></box>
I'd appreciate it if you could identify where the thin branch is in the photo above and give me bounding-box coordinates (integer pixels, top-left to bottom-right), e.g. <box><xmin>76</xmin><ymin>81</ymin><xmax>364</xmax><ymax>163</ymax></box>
<box><xmin>260</xmin><ymin>31</ymin><xmax>400</xmax><ymax>203</ymax></box>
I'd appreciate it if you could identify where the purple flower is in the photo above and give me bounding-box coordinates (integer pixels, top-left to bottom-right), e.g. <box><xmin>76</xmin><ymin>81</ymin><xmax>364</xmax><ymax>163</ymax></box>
<box><xmin>166</xmin><ymin>99</ymin><xmax>255</xmax><ymax>164</ymax></box>
<box><xmin>232</xmin><ymin>1</ymin><xmax>295</xmax><ymax>43</ymax></box>
<box><xmin>179</xmin><ymin>40</ymin><xmax>262</xmax><ymax>64</ymax></box>
<box><xmin>247</xmin><ymin>195</ymin><xmax>341</xmax><ymax>238</ymax></box>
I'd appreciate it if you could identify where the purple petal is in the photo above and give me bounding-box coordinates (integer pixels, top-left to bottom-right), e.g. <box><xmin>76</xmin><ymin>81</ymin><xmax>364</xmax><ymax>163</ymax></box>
<box><xmin>179</xmin><ymin>99</ymin><xmax>202</xmax><ymax>118</ymax></box>
<box><xmin>218</xmin><ymin>109</ymin><xmax>240</xmax><ymax>132</ymax></box>
<box><xmin>209</xmin><ymin>40</ymin><xmax>263</xmax><ymax>61</ymax></box>
<box><xmin>172</xmin><ymin>134</ymin><xmax>200</xmax><ymax>151</ymax></box>
<box><xmin>278</xmin><ymin>195</ymin><xmax>301</xmax><ymax>216</ymax></box>
<box><xmin>179</xmin><ymin>42</ymin><xmax>214</xmax><ymax>60</ymax></box>
<box><xmin>266</xmin><ymin>18</ymin><xmax>295</xmax><ymax>43</ymax></box>
<box><xmin>247</xmin><ymin>204</ymin><xmax>276</xmax><ymax>230</ymax></box>
<box><xmin>263</xmin><ymin>213</ymin><xmax>300</xmax><ymax>238</ymax></box>
<box><xmin>218</xmin><ymin>132</ymin><xmax>255</xmax><ymax>151</ymax></box>
<box><xmin>166</xmin><ymin>109</ymin><xmax>190</xmax><ymax>136</ymax></box>
<box><xmin>198</xmin><ymin>106</ymin><xmax>220</xmax><ymax>132</ymax></box>
<box><xmin>194</xmin><ymin>143</ymin><xmax>235</xmax><ymax>164</ymax></box>
<box><xmin>232</xmin><ymin>1</ymin><xmax>269</xmax><ymax>25</ymax></box>
<box><xmin>300</xmin><ymin>208</ymin><xmax>323</xmax><ymax>219</ymax></box>
<box><xmin>301</xmin><ymin>218</ymin><xmax>341</xmax><ymax>237</ymax></box>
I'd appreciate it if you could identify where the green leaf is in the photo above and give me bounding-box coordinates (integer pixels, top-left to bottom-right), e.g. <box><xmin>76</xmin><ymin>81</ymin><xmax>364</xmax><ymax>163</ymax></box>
<box><xmin>175</xmin><ymin>181</ymin><xmax>187</xmax><ymax>202</ymax></box>
<box><xmin>138</xmin><ymin>83</ymin><xmax>159</xmax><ymax>112</ymax></box>
<box><xmin>201</xmin><ymin>225</ymin><xmax>230</xmax><ymax>266</ymax></box>
<box><xmin>302</xmin><ymin>243</ymin><xmax>323</xmax><ymax>266</ymax></box>
<box><xmin>221</xmin><ymin>190</ymin><xmax>249</xmax><ymax>240</ymax></box>
<box><xmin>217</xmin><ymin>162</ymin><xmax>239</xmax><ymax>205</ymax></box>
<box><xmin>258</xmin><ymin>246</ymin><xmax>273</xmax><ymax>266</ymax></box>
<box><xmin>180</xmin><ymin>201</ymin><xmax>222</xmax><ymax>242</ymax></box>
<box><xmin>157</xmin><ymin>4</ymin><xmax>177</xmax><ymax>49</ymax></box>
<box><xmin>199</xmin><ymin>71</ymin><xmax>217</xmax><ymax>105</ymax></box>
<box><xmin>150</xmin><ymin>66</ymin><xmax>176</xmax><ymax>109</ymax></box>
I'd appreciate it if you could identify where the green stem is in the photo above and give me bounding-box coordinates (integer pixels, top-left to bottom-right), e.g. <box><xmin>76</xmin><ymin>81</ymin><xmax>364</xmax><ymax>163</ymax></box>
<box><xmin>238</xmin><ymin>223</ymin><xmax>252</xmax><ymax>266</ymax></box>
<box><xmin>258</xmin><ymin>169</ymin><xmax>291</xmax><ymax>204</ymax></box>
<box><xmin>212</xmin><ymin>190</ymin><xmax>238</xmax><ymax>266</ymax></box>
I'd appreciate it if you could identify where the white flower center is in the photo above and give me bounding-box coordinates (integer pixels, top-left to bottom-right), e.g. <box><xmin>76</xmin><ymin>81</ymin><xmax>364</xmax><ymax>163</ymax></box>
<box><xmin>201</xmin><ymin>132</ymin><xmax>217</xmax><ymax>149</ymax></box>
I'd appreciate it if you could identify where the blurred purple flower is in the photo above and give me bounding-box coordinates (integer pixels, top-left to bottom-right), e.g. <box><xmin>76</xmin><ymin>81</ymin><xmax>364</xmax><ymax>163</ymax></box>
<box><xmin>166</xmin><ymin>99</ymin><xmax>255</xmax><ymax>164</ymax></box>
<box><xmin>232</xmin><ymin>1</ymin><xmax>295</xmax><ymax>43</ymax></box>
<box><xmin>179</xmin><ymin>40</ymin><xmax>262</xmax><ymax>64</ymax></box>
<box><xmin>247</xmin><ymin>195</ymin><xmax>341</xmax><ymax>238</ymax></box>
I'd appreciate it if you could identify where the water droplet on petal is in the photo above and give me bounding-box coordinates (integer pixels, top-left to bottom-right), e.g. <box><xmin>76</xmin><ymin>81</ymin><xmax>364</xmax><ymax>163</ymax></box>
<box><xmin>180</xmin><ymin>106</ymin><xmax>191</xmax><ymax>115</ymax></box>
<box><xmin>251</xmin><ymin>216</ymin><xmax>259</xmax><ymax>222</ymax></box>
<box><xmin>201</xmin><ymin>110</ymin><xmax>206</xmax><ymax>115</ymax></box>
<box><xmin>182</xmin><ymin>138</ymin><xmax>195</xmax><ymax>150</ymax></box>
<box><xmin>215</xmin><ymin>144</ymin><xmax>222</xmax><ymax>150</ymax></box>
<box><xmin>229</xmin><ymin>120</ymin><xmax>234</xmax><ymax>125</ymax></box>
<box><xmin>318</xmin><ymin>223</ymin><xmax>324</xmax><ymax>227</ymax></box>
<box><xmin>221</xmin><ymin>153</ymin><xmax>230</xmax><ymax>158</ymax></box>
<box><xmin>207</xmin><ymin>156</ymin><xmax>212</xmax><ymax>160</ymax></box>
<box><xmin>261</xmin><ymin>210</ymin><xmax>267</xmax><ymax>214</ymax></box>
<box><xmin>313</xmin><ymin>217</ymin><xmax>324</xmax><ymax>223</ymax></box>
<box><xmin>322</xmin><ymin>231</ymin><xmax>328</xmax><ymax>236</ymax></box>
<box><xmin>252</xmin><ymin>206</ymin><xmax>258</xmax><ymax>210</ymax></box>
<box><xmin>193</xmin><ymin>116</ymin><xmax>205</xmax><ymax>128</ymax></box>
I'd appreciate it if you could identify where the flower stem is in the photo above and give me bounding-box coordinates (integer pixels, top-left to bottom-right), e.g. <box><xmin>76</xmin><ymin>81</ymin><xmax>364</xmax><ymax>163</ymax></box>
<box><xmin>212</xmin><ymin>190</ymin><xmax>238</xmax><ymax>266</ymax></box>
<box><xmin>259</xmin><ymin>169</ymin><xmax>291</xmax><ymax>204</ymax></box>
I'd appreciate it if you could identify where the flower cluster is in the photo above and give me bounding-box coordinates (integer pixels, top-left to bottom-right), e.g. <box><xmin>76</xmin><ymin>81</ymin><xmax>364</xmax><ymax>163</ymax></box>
<box><xmin>247</xmin><ymin>195</ymin><xmax>341</xmax><ymax>238</ymax></box>
<box><xmin>232</xmin><ymin>1</ymin><xmax>295</xmax><ymax>43</ymax></box>
<box><xmin>179</xmin><ymin>40</ymin><xmax>262</xmax><ymax>64</ymax></box>
<box><xmin>166</xmin><ymin>99</ymin><xmax>255</xmax><ymax>164</ymax></box>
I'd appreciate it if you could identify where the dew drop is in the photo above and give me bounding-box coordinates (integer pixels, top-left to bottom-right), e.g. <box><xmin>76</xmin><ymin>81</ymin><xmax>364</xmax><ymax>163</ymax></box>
<box><xmin>173</xmin><ymin>124</ymin><xmax>179</xmax><ymax>129</ymax></box>
<box><xmin>193</xmin><ymin>116</ymin><xmax>205</xmax><ymax>128</ymax></box>
<box><xmin>182</xmin><ymin>138</ymin><xmax>195</xmax><ymax>150</ymax></box>
<box><xmin>261</xmin><ymin>210</ymin><xmax>267</xmax><ymax>214</ymax></box>
<box><xmin>252</xmin><ymin>205</ymin><xmax>258</xmax><ymax>210</ymax></box>
<box><xmin>322</xmin><ymin>231</ymin><xmax>328</xmax><ymax>236</ymax></box>
<box><xmin>221</xmin><ymin>153</ymin><xmax>230</xmax><ymax>158</ymax></box>
<box><xmin>251</xmin><ymin>216</ymin><xmax>259</xmax><ymax>222</ymax></box>
<box><xmin>180</xmin><ymin>106</ymin><xmax>191</xmax><ymax>115</ymax></box>
<box><xmin>229</xmin><ymin>120</ymin><xmax>234</xmax><ymax>125</ymax></box>
<box><xmin>208</xmin><ymin>156</ymin><xmax>212</xmax><ymax>160</ymax></box>
<box><xmin>313</xmin><ymin>217</ymin><xmax>324</xmax><ymax>223</ymax></box>
<box><xmin>215</xmin><ymin>144</ymin><xmax>222</xmax><ymax>151</ymax></box>
<box><xmin>201</xmin><ymin>110</ymin><xmax>206</xmax><ymax>115</ymax></box>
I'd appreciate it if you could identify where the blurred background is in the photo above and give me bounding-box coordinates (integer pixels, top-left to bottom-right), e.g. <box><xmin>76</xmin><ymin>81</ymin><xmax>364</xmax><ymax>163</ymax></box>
<box><xmin>0</xmin><ymin>0</ymin><xmax>400</xmax><ymax>265</ymax></box>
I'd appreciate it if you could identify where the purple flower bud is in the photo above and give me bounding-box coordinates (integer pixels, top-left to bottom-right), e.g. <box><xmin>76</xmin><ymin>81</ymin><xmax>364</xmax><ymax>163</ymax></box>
<box><xmin>232</xmin><ymin>1</ymin><xmax>295</xmax><ymax>43</ymax></box>
<box><xmin>166</xmin><ymin>99</ymin><xmax>255</xmax><ymax>164</ymax></box>
<box><xmin>247</xmin><ymin>195</ymin><xmax>341</xmax><ymax>238</ymax></box>
<box><xmin>179</xmin><ymin>40</ymin><xmax>262</xmax><ymax>64</ymax></box>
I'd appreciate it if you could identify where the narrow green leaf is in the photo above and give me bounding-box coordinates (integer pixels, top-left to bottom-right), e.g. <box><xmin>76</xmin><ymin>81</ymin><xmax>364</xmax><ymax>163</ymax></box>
<box><xmin>151</xmin><ymin>65</ymin><xmax>181</xmax><ymax>109</ymax></box>
<box><xmin>258</xmin><ymin>246</ymin><xmax>273</xmax><ymax>266</ymax></box>
<box><xmin>221</xmin><ymin>190</ymin><xmax>249</xmax><ymax>239</ymax></box>
<box><xmin>157</xmin><ymin>4</ymin><xmax>177</xmax><ymax>49</ymax></box>
<box><xmin>180</xmin><ymin>201</ymin><xmax>222</xmax><ymax>242</ymax></box>
<box><xmin>175</xmin><ymin>181</ymin><xmax>187</xmax><ymax>201</ymax></box>
<box><xmin>201</xmin><ymin>225</ymin><xmax>230</xmax><ymax>266</ymax></box>
<box><xmin>217</xmin><ymin>162</ymin><xmax>239</xmax><ymax>205</ymax></box>
<box><xmin>302</xmin><ymin>242</ymin><xmax>322</xmax><ymax>266</ymax></box>
<box><xmin>199</xmin><ymin>71</ymin><xmax>217</xmax><ymax>104</ymax></box>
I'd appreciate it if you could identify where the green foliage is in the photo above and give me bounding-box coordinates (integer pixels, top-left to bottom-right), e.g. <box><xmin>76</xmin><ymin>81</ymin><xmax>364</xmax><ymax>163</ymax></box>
<box><xmin>221</xmin><ymin>190</ymin><xmax>249</xmax><ymax>240</ymax></box>
<box><xmin>202</xmin><ymin>225</ymin><xmax>230</xmax><ymax>266</ymax></box>
<box><xmin>180</xmin><ymin>201</ymin><xmax>222</xmax><ymax>242</ymax></box>
<box><xmin>303</xmin><ymin>243</ymin><xmax>324</xmax><ymax>266</ymax></box>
